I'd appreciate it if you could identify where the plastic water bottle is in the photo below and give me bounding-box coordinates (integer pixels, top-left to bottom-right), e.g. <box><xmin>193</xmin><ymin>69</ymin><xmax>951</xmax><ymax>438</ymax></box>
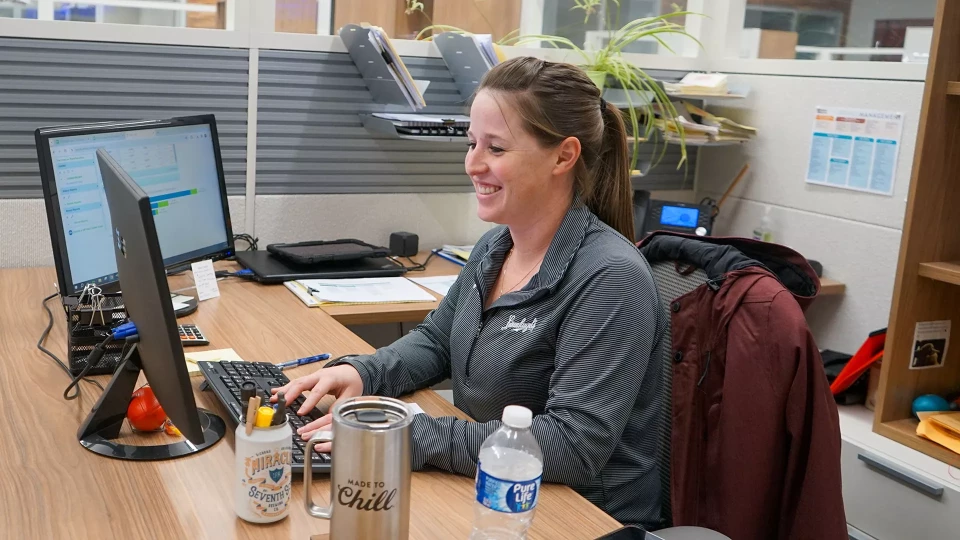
<box><xmin>471</xmin><ymin>405</ymin><xmax>543</xmax><ymax>540</ymax></box>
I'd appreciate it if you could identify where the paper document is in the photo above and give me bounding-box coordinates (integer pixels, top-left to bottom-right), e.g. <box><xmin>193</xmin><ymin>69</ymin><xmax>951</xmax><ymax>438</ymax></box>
<box><xmin>367</xmin><ymin>26</ymin><xmax>426</xmax><ymax>110</ymax></box>
<box><xmin>285</xmin><ymin>281</ymin><xmax>320</xmax><ymax>307</ymax></box>
<box><xmin>917</xmin><ymin>411</ymin><xmax>960</xmax><ymax>455</ymax></box>
<box><xmin>473</xmin><ymin>34</ymin><xmax>500</xmax><ymax>67</ymax></box>
<box><xmin>804</xmin><ymin>106</ymin><xmax>904</xmax><ymax>196</ymax></box>
<box><xmin>672</xmin><ymin>72</ymin><xmax>728</xmax><ymax>95</ymax></box>
<box><xmin>407</xmin><ymin>403</ymin><xmax>426</xmax><ymax>416</ymax></box>
<box><xmin>191</xmin><ymin>259</ymin><xmax>220</xmax><ymax>301</ymax></box>
<box><xmin>410</xmin><ymin>276</ymin><xmax>459</xmax><ymax>297</ymax></box>
<box><xmin>299</xmin><ymin>277</ymin><xmax>436</xmax><ymax>305</ymax></box>
<box><xmin>441</xmin><ymin>244</ymin><xmax>474</xmax><ymax>262</ymax></box>
<box><xmin>184</xmin><ymin>348</ymin><xmax>245</xmax><ymax>377</ymax></box>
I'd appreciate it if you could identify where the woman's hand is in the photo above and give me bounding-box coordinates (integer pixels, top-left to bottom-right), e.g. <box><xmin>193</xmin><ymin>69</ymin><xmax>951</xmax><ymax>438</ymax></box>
<box><xmin>270</xmin><ymin>364</ymin><xmax>363</xmax><ymax>449</ymax></box>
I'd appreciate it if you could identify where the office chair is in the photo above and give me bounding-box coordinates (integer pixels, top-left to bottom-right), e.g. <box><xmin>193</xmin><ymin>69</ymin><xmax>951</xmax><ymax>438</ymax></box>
<box><xmin>642</xmin><ymin>262</ymin><xmax>729</xmax><ymax>540</ymax></box>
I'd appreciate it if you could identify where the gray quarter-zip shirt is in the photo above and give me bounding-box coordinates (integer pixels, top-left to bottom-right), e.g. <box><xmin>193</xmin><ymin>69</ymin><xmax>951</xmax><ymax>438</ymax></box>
<box><xmin>333</xmin><ymin>204</ymin><xmax>666</xmax><ymax>526</ymax></box>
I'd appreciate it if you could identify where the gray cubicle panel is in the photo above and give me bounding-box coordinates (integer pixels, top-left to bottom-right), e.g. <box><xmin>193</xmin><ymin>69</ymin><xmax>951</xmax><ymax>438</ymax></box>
<box><xmin>0</xmin><ymin>37</ymin><xmax>695</xmax><ymax>198</ymax></box>
<box><xmin>255</xmin><ymin>50</ymin><xmax>471</xmax><ymax>194</ymax></box>
<box><xmin>0</xmin><ymin>37</ymin><xmax>249</xmax><ymax>198</ymax></box>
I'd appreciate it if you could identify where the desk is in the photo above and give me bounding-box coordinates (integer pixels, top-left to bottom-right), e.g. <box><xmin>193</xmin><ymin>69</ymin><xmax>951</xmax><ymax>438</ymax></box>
<box><xmin>320</xmin><ymin>253</ymin><xmax>846</xmax><ymax>326</ymax></box>
<box><xmin>0</xmin><ymin>267</ymin><xmax>619</xmax><ymax>539</ymax></box>
<box><xmin>320</xmin><ymin>251</ymin><xmax>462</xmax><ymax>326</ymax></box>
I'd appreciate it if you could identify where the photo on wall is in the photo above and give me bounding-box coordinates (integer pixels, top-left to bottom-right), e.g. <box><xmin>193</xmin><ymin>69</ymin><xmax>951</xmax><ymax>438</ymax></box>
<box><xmin>910</xmin><ymin>320</ymin><xmax>951</xmax><ymax>370</ymax></box>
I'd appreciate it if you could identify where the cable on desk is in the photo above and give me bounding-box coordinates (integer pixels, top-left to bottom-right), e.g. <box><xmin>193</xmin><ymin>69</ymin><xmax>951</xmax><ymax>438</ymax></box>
<box><xmin>233</xmin><ymin>233</ymin><xmax>258</xmax><ymax>252</ymax></box>
<box><xmin>394</xmin><ymin>251</ymin><xmax>436</xmax><ymax>272</ymax></box>
<box><xmin>38</xmin><ymin>293</ymin><xmax>104</xmax><ymax>398</ymax></box>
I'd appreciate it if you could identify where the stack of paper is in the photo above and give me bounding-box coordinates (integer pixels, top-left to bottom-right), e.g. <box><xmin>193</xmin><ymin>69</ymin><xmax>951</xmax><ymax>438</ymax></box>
<box><xmin>441</xmin><ymin>244</ymin><xmax>473</xmax><ymax>263</ymax></box>
<box><xmin>473</xmin><ymin>34</ymin><xmax>502</xmax><ymax>68</ymax></box>
<box><xmin>653</xmin><ymin>102</ymin><xmax>757</xmax><ymax>145</ymax></box>
<box><xmin>667</xmin><ymin>72</ymin><xmax>729</xmax><ymax>96</ymax></box>
<box><xmin>297</xmin><ymin>278</ymin><xmax>436</xmax><ymax>305</ymax></box>
<box><xmin>367</xmin><ymin>25</ymin><xmax>427</xmax><ymax>110</ymax></box>
<box><xmin>917</xmin><ymin>411</ymin><xmax>960</xmax><ymax>455</ymax></box>
<box><xmin>410</xmin><ymin>276</ymin><xmax>458</xmax><ymax>297</ymax></box>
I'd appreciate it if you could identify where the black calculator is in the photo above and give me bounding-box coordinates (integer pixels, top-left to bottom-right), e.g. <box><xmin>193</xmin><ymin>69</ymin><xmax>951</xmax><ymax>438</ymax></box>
<box><xmin>178</xmin><ymin>324</ymin><xmax>209</xmax><ymax>346</ymax></box>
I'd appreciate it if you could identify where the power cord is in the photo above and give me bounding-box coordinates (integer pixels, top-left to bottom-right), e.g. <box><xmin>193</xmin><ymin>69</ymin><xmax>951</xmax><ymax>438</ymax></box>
<box><xmin>62</xmin><ymin>323</ymin><xmax>139</xmax><ymax>400</ymax></box>
<box><xmin>39</xmin><ymin>293</ymin><xmax>104</xmax><ymax>398</ymax></box>
<box><xmin>233</xmin><ymin>233</ymin><xmax>258</xmax><ymax>252</ymax></box>
<box><xmin>395</xmin><ymin>251</ymin><xmax>436</xmax><ymax>272</ymax></box>
<box><xmin>215</xmin><ymin>268</ymin><xmax>255</xmax><ymax>279</ymax></box>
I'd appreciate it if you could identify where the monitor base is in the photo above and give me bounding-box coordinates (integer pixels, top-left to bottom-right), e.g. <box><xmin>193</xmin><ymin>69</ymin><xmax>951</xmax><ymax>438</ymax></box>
<box><xmin>77</xmin><ymin>343</ymin><xmax>224</xmax><ymax>461</ymax></box>
<box><xmin>79</xmin><ymin>408</ymin><xmax>225</xmax><ymax>461</ymax></box>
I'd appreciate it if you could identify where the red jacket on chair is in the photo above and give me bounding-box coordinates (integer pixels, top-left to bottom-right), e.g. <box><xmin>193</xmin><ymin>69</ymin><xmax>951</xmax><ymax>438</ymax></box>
<box><xmin>639</xmin><ymin>232</ymin><xmax>846</xmax><ymax>540</ymax></box>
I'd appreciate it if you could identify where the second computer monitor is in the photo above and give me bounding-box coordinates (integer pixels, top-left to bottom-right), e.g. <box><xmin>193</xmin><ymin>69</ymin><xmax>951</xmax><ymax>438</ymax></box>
<box><xmin>36</xmin><ymin>115</ymin><xmax>235</xmax><ymax>297</ymax></box>
<box><xmin>95</xmin><ymin>148</ymin><xmax>206</xmax><ymax>445</ymax></box>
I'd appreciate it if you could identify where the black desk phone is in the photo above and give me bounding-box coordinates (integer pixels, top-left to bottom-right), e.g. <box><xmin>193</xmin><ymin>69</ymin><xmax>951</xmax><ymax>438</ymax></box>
<box><xmin>633</xmin><ymin>190</ymin><xmax>714</xmax><ymax>239</ymax></box>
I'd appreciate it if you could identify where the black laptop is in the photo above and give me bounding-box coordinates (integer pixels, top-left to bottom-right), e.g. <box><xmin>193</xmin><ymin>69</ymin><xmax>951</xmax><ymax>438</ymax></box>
<box><xmin>234</xmin><ymin>250</ymin><xmax>407</xmax><ymax>283</ymax></box>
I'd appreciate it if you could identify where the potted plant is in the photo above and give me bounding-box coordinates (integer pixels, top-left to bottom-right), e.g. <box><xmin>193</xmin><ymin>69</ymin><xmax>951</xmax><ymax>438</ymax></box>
<box><xmin>408</xmin><ymin>2</ymin><xmax>701</xmax><ymax>170</ymax></box>
<box><xmin>506</xmin><ymin>7</ymin><xmax>701</xmax><ymax>170</ymax></box>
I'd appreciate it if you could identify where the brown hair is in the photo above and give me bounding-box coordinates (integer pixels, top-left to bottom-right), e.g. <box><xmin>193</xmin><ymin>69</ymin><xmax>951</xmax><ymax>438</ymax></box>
<box><xmin>477</xmin><ymin>56</ymin><xmax>634</xmax><ymax>242</ymax></box>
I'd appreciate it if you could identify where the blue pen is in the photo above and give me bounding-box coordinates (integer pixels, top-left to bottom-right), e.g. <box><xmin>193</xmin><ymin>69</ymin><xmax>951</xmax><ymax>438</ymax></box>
<box><xmin>433</xmin><ymin>249</ymin><xmax>466</xmax><ymax>267</ymax></box>
<box><xmin>277</xmin><ymin>353</ymin><xmax>331</xmax><ymax>370</ymax></box>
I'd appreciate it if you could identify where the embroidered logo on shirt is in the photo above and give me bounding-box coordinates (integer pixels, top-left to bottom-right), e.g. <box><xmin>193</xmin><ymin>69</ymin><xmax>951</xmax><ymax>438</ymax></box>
<box><xmin>501</xmin><ymin>315</ymin><xmax>537</xmax><ymax>332</ymax></box>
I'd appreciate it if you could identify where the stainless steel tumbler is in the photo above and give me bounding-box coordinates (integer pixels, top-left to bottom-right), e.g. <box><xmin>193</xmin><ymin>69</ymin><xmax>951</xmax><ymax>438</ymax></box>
<box><xmin>305</xmin><ymin>396</ymin><xmax>413</xmax><ymax>540</ymax></box>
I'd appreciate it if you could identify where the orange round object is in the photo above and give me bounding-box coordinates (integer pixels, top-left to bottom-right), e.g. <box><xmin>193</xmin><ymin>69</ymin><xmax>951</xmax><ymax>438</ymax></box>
<box><xmin>127</xmin><ymin>386</ymin><xmax>167</xmax><ymax>432</ymax></box>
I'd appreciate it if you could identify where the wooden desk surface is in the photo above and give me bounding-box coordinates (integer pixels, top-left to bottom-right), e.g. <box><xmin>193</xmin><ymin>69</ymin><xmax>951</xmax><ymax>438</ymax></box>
<box><xmin>320</xmin><ymin>251</ymin><xmax>462</xmax><ymax>326</ymax></box>
<box><xmin>318</xmin><ymin>253</ymin><xmax>846</xmax><ymax>325</ymax></box>
<box><xmin>0</xmin><ymin>267</ymin><xmax>618</xmax><ymax>539</ymax></box>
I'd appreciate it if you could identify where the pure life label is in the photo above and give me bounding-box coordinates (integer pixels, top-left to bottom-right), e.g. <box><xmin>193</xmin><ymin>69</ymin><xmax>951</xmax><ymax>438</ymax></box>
<box><xmin>475</xmin><ymin>466</ymin><xmax>541</xmax><ymax>513</ymax></box>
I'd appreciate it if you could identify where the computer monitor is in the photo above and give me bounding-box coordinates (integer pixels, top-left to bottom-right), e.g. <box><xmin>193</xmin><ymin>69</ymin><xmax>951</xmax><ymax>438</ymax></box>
<box><xmin>76</xmin><ymin>148</ymin><xmax>225</xmax><ymax>461</ymax></box>
<box><xmin>35</xmin><ymin>115</ymin><xmax>235</xmax><ymax>297</ymax></box>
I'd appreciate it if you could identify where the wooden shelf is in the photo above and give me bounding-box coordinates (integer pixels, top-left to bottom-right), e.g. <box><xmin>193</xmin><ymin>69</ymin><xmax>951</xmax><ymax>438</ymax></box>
<box><xmin>918</xmin><ymin>261</ymin><xmax>960</xmax><ymax>285</ymax></box>
<box><xmin>875</xmin><ymin>418</ymin><xmax>960</xmax><ymax>469</ymax></box>
<box><xmin>875</xmin><ymin>1</ymin><xmax>960</xmax><ymax>471</ymax></box>
<box><xmin>819</xmin><ymin>278</ymin><xmax>846</xmax><ymax>296</ymax></box>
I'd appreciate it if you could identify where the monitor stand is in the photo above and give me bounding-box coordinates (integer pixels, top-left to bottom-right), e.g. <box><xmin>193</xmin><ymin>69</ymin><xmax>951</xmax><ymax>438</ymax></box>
<box><xmin>77</xmin><ymin>344</ymin><xmax>225</xmax><ymax>461</ymax></box>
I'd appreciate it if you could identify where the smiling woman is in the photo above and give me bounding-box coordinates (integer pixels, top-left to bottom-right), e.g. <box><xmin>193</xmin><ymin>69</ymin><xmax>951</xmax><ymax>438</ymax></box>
<box><xmin>277</xmin><ymin>55</ymin><xmax>670</xmax><ymax>528</ymax></box>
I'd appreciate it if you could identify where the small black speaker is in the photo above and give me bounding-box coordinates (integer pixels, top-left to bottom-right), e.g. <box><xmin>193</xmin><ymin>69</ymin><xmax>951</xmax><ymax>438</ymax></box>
<box><xmin>390</xmin><ymin>232</ymin><xmax>419</xmax><ymax>257</ymax></box>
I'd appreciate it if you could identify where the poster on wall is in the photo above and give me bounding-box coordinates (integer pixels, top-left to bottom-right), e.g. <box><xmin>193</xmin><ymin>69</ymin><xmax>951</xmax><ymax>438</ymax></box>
<box><xmin>804</xmin><ymin>106</ymin><xmax>904</xmax><ymax>196</ymax></box>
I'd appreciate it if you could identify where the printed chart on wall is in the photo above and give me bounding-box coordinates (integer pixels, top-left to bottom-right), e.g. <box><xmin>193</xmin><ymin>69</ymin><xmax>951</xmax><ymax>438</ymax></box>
<box><xmin>805</xmin><ymin>106</ymin><xmax>904</xmax><ymax>196</ymax></box>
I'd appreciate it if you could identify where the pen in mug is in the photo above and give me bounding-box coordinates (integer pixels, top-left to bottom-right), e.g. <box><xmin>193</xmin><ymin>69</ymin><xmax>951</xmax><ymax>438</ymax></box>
<box><xmin>276</xmin><ymin>353</ymin><xmax>331</xmax><ymax>370</ymax></box>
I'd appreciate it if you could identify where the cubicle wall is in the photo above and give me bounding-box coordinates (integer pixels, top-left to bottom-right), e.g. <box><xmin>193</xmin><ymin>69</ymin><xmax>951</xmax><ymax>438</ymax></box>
<box><xmin>0</xmin><ymin>36</ymin><xmax>696</xmax><ymax>266</ymax></box>
<box><xmin>256</xmin><ymin>51</ymin><xmax>472</xmax><ymax>193</ymax></box>
<box><xmin>0</xmin><ymin>37</ymin><xmax>250</xmax><ymax>198</ymax></box>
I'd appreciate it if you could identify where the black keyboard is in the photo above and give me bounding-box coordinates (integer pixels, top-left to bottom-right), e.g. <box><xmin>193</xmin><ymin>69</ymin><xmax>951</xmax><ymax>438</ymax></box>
<box><xmin>197</xmin><ymin>360</ymin><xmax>331</xmax><ymax>474</ymax></box>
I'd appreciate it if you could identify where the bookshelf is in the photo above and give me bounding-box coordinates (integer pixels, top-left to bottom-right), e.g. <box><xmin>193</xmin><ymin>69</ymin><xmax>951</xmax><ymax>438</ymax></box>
<box><xmin>874</xmin><ymin>0</ymin><xmax>960</xmax><ymax>468</ymax></box>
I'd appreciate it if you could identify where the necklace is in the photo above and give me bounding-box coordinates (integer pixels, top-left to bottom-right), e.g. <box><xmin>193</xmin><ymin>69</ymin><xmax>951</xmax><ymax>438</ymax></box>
<box><xmin>498</xmin><ymin>250</ymin><xmax>541</xmax><ymax>300</ymax></box>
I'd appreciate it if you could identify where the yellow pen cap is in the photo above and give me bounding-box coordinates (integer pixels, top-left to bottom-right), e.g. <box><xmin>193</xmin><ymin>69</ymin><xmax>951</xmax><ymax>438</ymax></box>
<box><xmin>255</xmin><ymin>406</ymin><xmax>275</xmax><ymax>428</ymax></box>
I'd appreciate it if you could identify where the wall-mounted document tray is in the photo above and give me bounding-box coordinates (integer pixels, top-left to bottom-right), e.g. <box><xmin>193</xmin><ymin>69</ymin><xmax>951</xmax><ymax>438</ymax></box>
<box><xmin>340</xmin><ymin>24</ymin><xmax>426</xmax><ymax>110</ymax></box>
<box><xmin>361</xmin><ymin>113</ymin><xmax>470</xmax><ymax>143</ymax></box>
<box><xmin>433</xmin><ymin>32</ymin><xmax>493</xmax><ymax>101</ymax></box>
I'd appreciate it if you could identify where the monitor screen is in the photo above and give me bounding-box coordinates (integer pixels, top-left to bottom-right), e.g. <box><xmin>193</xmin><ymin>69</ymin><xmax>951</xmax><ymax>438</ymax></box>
<box><xmin>659</xmin><ymin>205</ymin><xmax>699</xmax><ymax>228</ymax></box>
<box><xmin>38</xmin><ymin>117</ymin><xmax>233</xmax><ymax>295</ymax></box>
